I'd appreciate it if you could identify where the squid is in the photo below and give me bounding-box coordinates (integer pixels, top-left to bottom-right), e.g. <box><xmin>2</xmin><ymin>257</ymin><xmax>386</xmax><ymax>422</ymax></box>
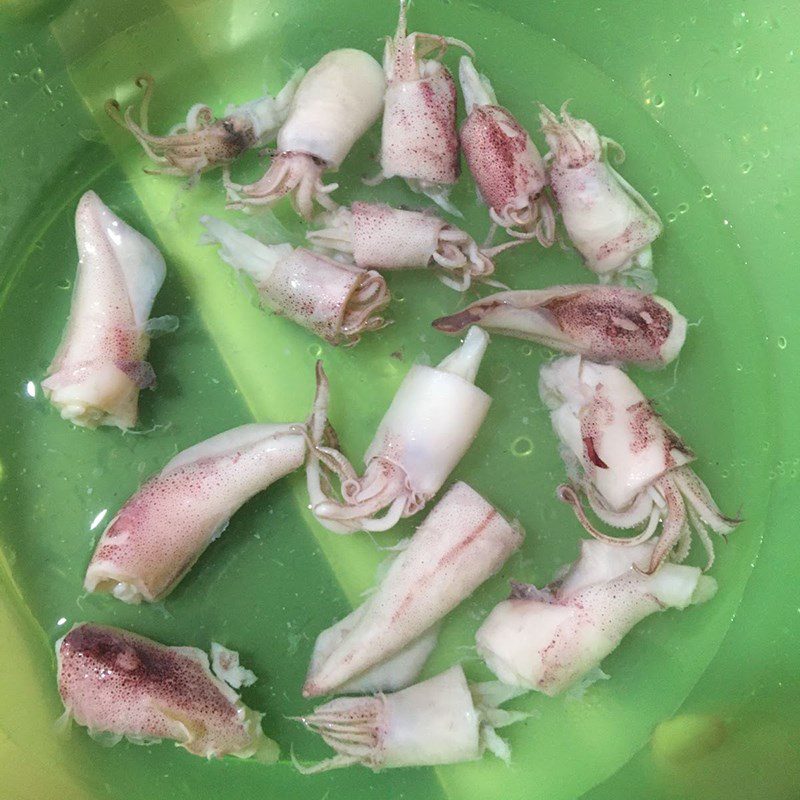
<box><xmin>433</xmin><ymin>284</ymin><xmax>687</xmax><ymax>368</ymax></box>
<box><xmin>306</xmin><ymin>326</ymin><xmax>492</xmax><ymax>533</ymax></box>
<box><xmin>540</xmin><ymin>104</ymin><xmax>662</xmax><ymax>290</ymax></box>
<box><xmin>42</xmin><ymin>191</ymin><xmax>166</xmax><ymax>430</ymax></box>
<box><xmin>56</xmin><ymin>623</ymin><xmax>277</xmax><ymax>761</ymax></box>
<box><xmin>105</xmin><ymin>71</ymin><xmax>302</xmax><ymax>180</ymax></box>
<box><xmin>226</xmin><ymin>49</ymin><xmax>385</xmax><ymax>218</ymax></box>
<box><xmin>539</xmin><ymin>356</ymin><xmax>738</xmax><ymax>573</ymax></box>
<box><xmin>307</xmin><ymin>202</ymin><xmax>520</xmax><ymax>291</ymax></box>
<box><xmin>459</xmin><ymin>57</ymin><xmax>554</xmax><ymax>245</ymax></box>
<box><xmin>367</xmin><ymin>0</ymin><xmax>472</xmax><ymax>214</ymax></box>
<box><xmin>295</xmin><ymin>665</ymin><xmax>526</xmax><ymax>772</ymax></box>
<box><xmin>85</xmin><ymin>422</ymin><xmax>306</xmax><ymax>603</ymax></box>
<box><xmin>200</xmin><ymin>216</ymin><xmax>389</xmax><ymax>345</ymax></box>
<box><xmin>304</xmin><ymin>482</ymin><xmax>523</xmax><ymax>697</ymax></box>
<box><xmin>476</xmin><ymin>539</ymin><xmax>718</xmax><ymax>695</ymax></box>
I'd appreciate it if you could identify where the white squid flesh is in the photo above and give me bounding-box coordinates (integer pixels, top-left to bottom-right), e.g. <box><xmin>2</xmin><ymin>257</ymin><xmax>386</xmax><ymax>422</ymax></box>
<box><xmin>304</xmin><ymin>481</ymin><xmax>523</xmax><ymax>696</ymax></box>
<box><xmin>539</xmin><ymin>356</ymin><xmax>738</xmax><ymax>573</ymax></box>
<box><xmin>433</xmin><ymin>284</ymin><xmax>686</xmax><ymax>368</ymax></box>
<box><xmin>459</xmin><ymin>57</ymin><xmax>554</xmax><ymax>245</ymax></box>
<box><xmin>540</xmin><ymin>104</ymin><xmax>662</xmax><ymax>290</ymax></box>
<box><xmin>307</xmin><ymin>326</ymin><xmax>492</xmax><ymax>533</ymax></box>
<box><xmin>42</xmin><ymin>191</ymin><xmax>166</xmax><ymax>430</ymax></box>
<box><xmin>227</xmin><ymin>49</ymin><xmax>385</xmax><ymax>218</ymax></box>
<box><xmin>307</xmin><ymin>201</ymin><xmax>519</xmax><ymax>291</ymax></box>
<box><xmin>295</xmin><ymin>665</ymin><xmax>526</xmax><ymax>771</ymax></box>
<box><xmin>106</xmin><ymin>71</ymin><xmax>301</xmax><ymax>180</ymax></box>
<box><xmin>57</xmin><ymin>623</ymin><xmax>278</xmax><ymax>761</ymax></box>
<box><xmin>85</xmin><ymin>422</ymin><xmax>306</xmax><ymax>603</ymax></box>
<box><xmin>368</xmin><ymin>0</ymin><xmax>472</xmax><ymax>214</ymax></box>
<box><xmin>476</xmin><ymin>539</ymin><xmax>717</xmax><ymax>695</ymax></box>
<box><xmin>200</xmin><ymin>215</ymin><xmax>389</xmax><ymax>345</ymax></box>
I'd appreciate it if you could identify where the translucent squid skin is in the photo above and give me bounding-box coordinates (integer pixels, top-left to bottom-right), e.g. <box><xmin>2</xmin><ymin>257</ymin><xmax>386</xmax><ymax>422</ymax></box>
<box><xmin>306</xmin><ymin>326</ymin><xmax>492</xmax><ymax>533</ymax></box>
<box><xmin>227</xmin><ymin>49</ymin><xmax>385</xmax><ymax>218</ymax></box>
<box><xmin>85</xmin><ymin>423</ymin><xmax>306</xmax><ymax>603</ymax></box>
<box><xmin>476</xmin><ymin>540</ymin><xmax>717</xmax><ymax>696</ymax></box>
<box><xmin>307</xmin><ymin>202</ymin><xmax>511</xmax><ymax>291</ymax></box>
<box><xmin>57</xmin><ymin>623</ymin><xmax>278</xmax><ymax>762</ymax></box>
<box><xmin>41</xmin><ymin>191</ymin><xmax>166</xmax><ymax>430</ymax></box>
<box><xmin>433</xmin><ymin>284</ymin><xmax>687</xmax><ymax>368</ymax></box>
<box><xmin>540</xmin><ymin>104</ymin><xmax>663</xmax><ymax>287</ymax></box>
<box><xmin>540</xmin><ymin>356</ymin><xmax>738</xmax><ymax>572</ymax></box>
<box><xmin>303</xmin><ymin>482</ymin><xmax>524</xmax><ymax>697</ymax></box>
<box><xmin>458</xmin><ymin>57</ymin><xmax>554</xmax><ymax>244</ymax></box>
<box><xmin>296</xmin><ymin>665</ymin><xmax>523</xmax><ymax>772</ymax></box>
<box><xmin>200</xmin><ymin>216</ymin><xmax>389</xmax><ymax>345</ymax></box>
<box><xmin>370</xmin><ymin>1</ymin><xmax>471</xmax><ymax>213</ymax></box>
<box><xmin>105</xmin><ymin>71</ymin><xmax>301</xmax><ymax>179</ymax></box>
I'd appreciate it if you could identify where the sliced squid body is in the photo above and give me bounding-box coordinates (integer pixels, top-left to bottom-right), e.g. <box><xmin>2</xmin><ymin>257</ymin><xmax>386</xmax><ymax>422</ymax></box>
<box><xmin>57</xmin><ymin>623</ymin><xmax>277</xmax><ymax>761</ymax></box>
<box><xmin>476</xmin><ymin>539</ymin><xmax>717</xmax><ymax>695</ymax></box>
<box><xmin>42</xmin><ymin>191</ymin><xmax>166</xmax><ymax>429</ymax></box>
<box><xmin>304</xmin><ymin>481</ymin><xmax>524</xmax><ymax>696</ymax></box>
<box><xmin>85</xmin><ymin>422</ymin><xmax>306</xmax><ymax>603</ymax></box>
<box><xmin>434</xmin><ymin>285</ymin><xmax>687</xmax><ymax>368</ymax></box>
<box><xmin>298</xmin><ymin>665</ymin><xmax>525</xmax><ymax>771</ymax></box>
<box><xmin>200</xmin><ymin>215</ymin><xmax>389</xmax><ymax>344</ymax></box>
<box><xmin>307</xmin><ymin>326</ymin><xmax>492</xmax><ymax>533</ymax></box>
<box><xmin>540</xmin><ymin>104</ymin><xmax>662</xmax><ymax>287</ymax></box>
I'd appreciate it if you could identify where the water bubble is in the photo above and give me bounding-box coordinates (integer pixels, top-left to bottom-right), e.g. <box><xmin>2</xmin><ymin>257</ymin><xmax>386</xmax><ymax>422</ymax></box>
<box><xmin>666</xmin><ymin>211</ymin><xmax>677</xmax><ymax>223</ymax></box>
<box><xmin>753</xmin><ymin>66</ymin><xmax>763</xmax><ymax>80</ymax></box>
<box><xmin>652</xmin><ymin>94</ymin><xmax>665</xmax><ymax>108</ymax></box>
<box><xmin>271</xmin><ymin>9</ymin><xmax>279</xmax><ymax>16</ymax></box>
<box><xmin>491</xmin><ymin>363</ymin><xmax>511</xmax><ymax>384</ymax></box>
<box><xmin>735</xmin><ymin>362</ymin><xmax>743</xmax><ymax>371</ymax></box>
<box><xmin>29</xmin><ymin>67</ymin><xmax>45</xmax><ymax>84</ymax></box>
<box><xmin>691</xmin><ymin>82</ymin><xmax>701</xmax><ymax>97</ymax></box>
<box><xmin>673</xmin><ymin>33</ymin><xmax>682</xmax><ymax>42</ymax></box>
<box><xmin>732</xmin><ymin>40</ymin><xmax>743</xmax><ymax>54</ymax></box>
<box><xmin>720</xmin><ymin>468</ymin><xmax>729</xmax><ymax>479</ymax></box>
<box><xmin>650</xmin><ymin>186</ymin><xmax>660</xmax><ymax>196</ymax></box>
<box><xmin>677</xmin><ymin>202</ymin><xmax>689</xmax><ymax>214</ymax></box>
<box><xmin>56</xmin><ymin>278</ymin><xmax>71</xmax><ymax>290</ymax></box>
<box><xmin>307</xmin><ymin>343</ymin><xmax>322</xmax><ymax>358</ymax></box>
<box><xmin>701</xmin><ymin>185</ymin><xmax>714</xmax><ymax>198</ymax></box>
<box><xmin>740</xmin><ymin>161</ymin><xmax>752</xmax><ymax>174</ymax></box>
<box><xmin>394</xmin><ymin>292</ymin><xmax>405</xmax><ymax>302</ymax></box>
<box><xmin>512</xmin><ymin>436</ymin><xmax>533</xmax><ymax>457</ymax></box>
<box><xmin>520</xmin><ymin>344</ymin><xmax>533</xmax><ymax>357</ymax></box>
<box><xmin>8</xmin><ymin>72</ymin><xmax>20</xmax><ymax>83</ymax></box>
<box><xmin>777</xmin><ymin>336</ymin><xmax>787</xmax><ymax>349</ymax></box>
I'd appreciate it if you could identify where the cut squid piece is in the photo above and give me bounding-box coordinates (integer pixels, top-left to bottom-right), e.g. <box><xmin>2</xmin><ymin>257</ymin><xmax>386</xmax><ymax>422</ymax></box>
<box><xmin>85</xmin><ymin>422</ymin><xmax>306</xmax><ymax>603</ymax></box>
<box><xmin>200</xmin><ymin>215</ymin><xmax>389</xmax><ymax>345</ymax></box>
<box><xmin>307</xmin><ymin>326</ymin><xmax>492</xmax><ymax>533</ymax></box>
<box><xmin>105</xmin><ymin>71</ymin><xmax>302</xmax><ymax>180</ymax></box>
<box><xmin>459</xmin><ymin>57</ymin><xmax>554</xmax><ymax>245</ymax></box>
<box><xmin>226</xmin><ymin>49</ymin><xmax>385</xmax><ymax>218</ymax></box>
<box><xmin>539</xmin><ymin>356</ymin><xmax>738</xmax><ymax>573</ymax></box>
<box><xmin>433</xmin><ymin>285</ymin><xmax>687</xmax><ymax>368</ymax></box>
<box><xmin>56</xmin><ymin>623</ymin><xmax>277</xmax><ymax>761</ymax></box>
<box><xmin>540</xmin><ymin>104</ymin><xmax>662</xmax><ymax>290</ymax></box>
<box><xmin>304</xmin><ymin>482</ymin><xmax>524</xmax><ymax>696</ymax></box>
<box><xmin>42</xmin><ymin>191</ymin><xmax>166</xmax><ymax>430</ymax></box>
<box><xmin>368</xmin><ymin>0</ymin><xmax>472</xmax><ymax>215</ymax></box>
<box><xmin>476</xmin><ymin>539</ymin><xmax>717</xmax><ymax>695</ymax></box>
<box><xmin>307</xmin><ymin>202</ymin><xmax>520</xmax><ymax>291</ymax></box>
<box><xmin>295</xmin><ymin>665</ymin><xmax>526</xmax><ymax>772</ymax></box>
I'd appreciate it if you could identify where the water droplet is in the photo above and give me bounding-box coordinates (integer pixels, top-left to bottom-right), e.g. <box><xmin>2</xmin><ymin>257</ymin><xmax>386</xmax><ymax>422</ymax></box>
<box><xmin>394</xmin><ymin>292</ymin><xmax>405</xmax><ymax>302</ymax></box>
<box><xmin>492</xmin><ymin>363</ymin><xmax>511</xmax><ymax>384</ymax></box>
<box><xmin>762</xmin><ymin>440</ymin><xmax>771</xmax><ymax>451</ymax></box>
<box><xmin>674</xmin><ymin>33</ymin><xmax>682</xmax><ymax>42</ymax></box>
<box><xmin>56</xmin><ymin>278</ymin><xmax>71</xmax><ymax>290</ymax></box>
<box><xmin>307</xmin><ymin>343</ymin><xmax>322</xmax><ymax>358</ymax></box>
<box><xmin>735</xmin><ymin>362</ymin><xmax>743</xmax><ymax>371</ymax></box>
<box><xmin>691</xmin><ymin>82</ymin><xmax>701</xmax><ymax>98</ymax></box>
<box><xmin>677</xmin><ymin>202</ymin><xmax>689</xmax><ymax>214</ymax></box>
<box><xmin>732</xmin><ymin>40</ymin><xmax>743</xmax><ymax>54</ymax></box>
<box><xmin>652</xmin><ymin>94</ymin><xmax>665</xmax><ymax>108</ymax></box>
<box><xmin>701</xmin><ymin>185</ymin><xmax>714</xmax><ymax>198</ymax></box>
<box><xmin>8</xmin><ymin>72</ymin><xmax>20</xmax><ymax>83</ymax></box>
<box><xmin>777</xmin><ymin>336</ymin><xmax>787</xmax><ymax>349</ymax></box>
<box><xmin>520</xmin><ymin>344</ymin><xmax>533</xmax><ymax>357</ymax></box>
<box><xmin>271</xmin><ymin>9</ymin><xmax>280</xmax><ymax>16</ymax></box>
<box><xmin>720</xmin><ymin>468</ymin><xmax>729</xmax><ymax>479</ymax></box>
<box><xmin>761</xmin><ymin>147</ymin><xmax>771</xmax><ymax>159</ymax></box>
<box><xmin>666</xmin><ymin>211</ymin><xmax>677</xmax><ymax>223</ymax></box>
<box><xmin>28</xmin><ymin>66</ymin><xmax>45</xmax><ymax>84</ymax></box>
<box><xmin>753</xmin><ymin>66</ymin><xmax>763</xmax><ymax>80</ymax></box>
<box><xmin>740</xmin><ymin>161</ymin><xmax>752</xmax><ymax>174</ymax></box>
<box><xmin>512</xmin><ymin>436</ymin><xmax>533</xmax><ymax>457</ymax></box>
<box><xmin>650</xmin><ymin>185</ymin><xmax>660</xmax><ymax>196</ymax></box>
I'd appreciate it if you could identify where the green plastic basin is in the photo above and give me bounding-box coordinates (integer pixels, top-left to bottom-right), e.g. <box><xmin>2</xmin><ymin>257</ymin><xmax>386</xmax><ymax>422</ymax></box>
<box><xmin>1</xmin><ymin>1</ymin><xmax>798</xmax><ymax>798</ymax></box>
